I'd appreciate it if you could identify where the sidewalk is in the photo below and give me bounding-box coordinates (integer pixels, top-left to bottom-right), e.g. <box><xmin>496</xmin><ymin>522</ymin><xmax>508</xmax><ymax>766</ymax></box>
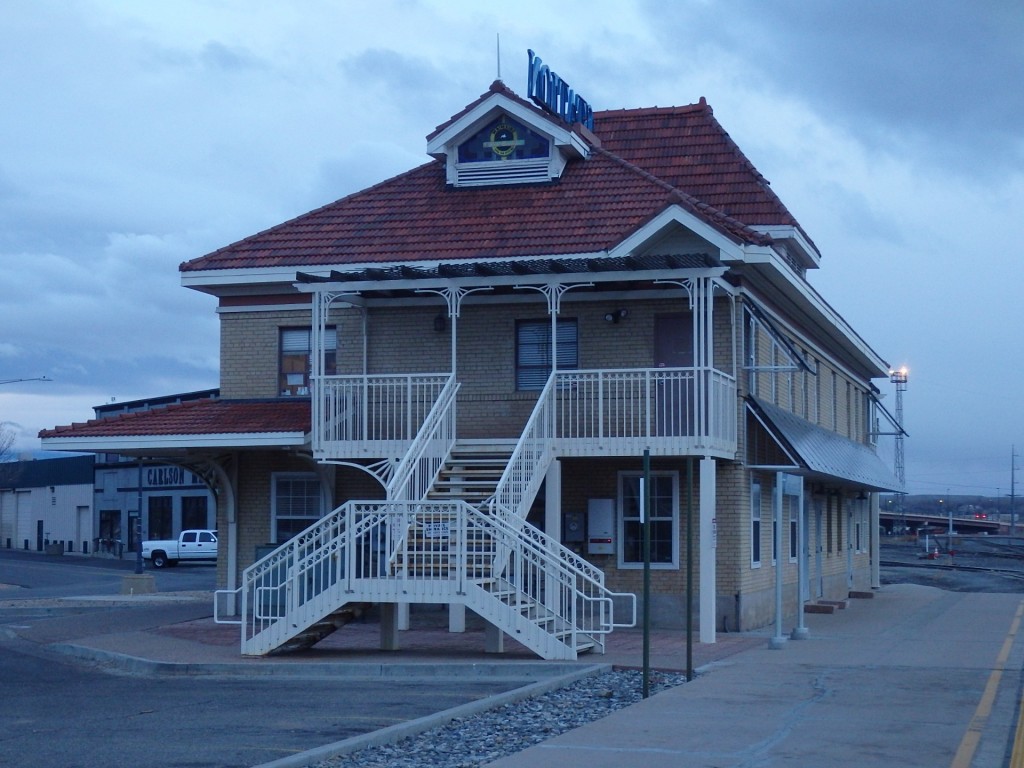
<box><xmin>12</xmin><ymin>583</ymin><xmax>1024</xmax><ymax>767</ymax></box>
<box><xmin>486</xmin><ymin>584</ymin><xmax>1024</xmax><ymax>768</ymax></box>
<box><xmin>41</xmin><ymin>594</ymin><xmax>763</xmax><ymax>674</ymax></box>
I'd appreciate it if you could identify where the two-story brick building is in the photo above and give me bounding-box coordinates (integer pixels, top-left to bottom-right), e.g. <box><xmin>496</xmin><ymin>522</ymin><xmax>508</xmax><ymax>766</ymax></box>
<box><xmin>41</xmin><ymin>62</ymin><xmax>899</xmax><ymax>659</ymax></box>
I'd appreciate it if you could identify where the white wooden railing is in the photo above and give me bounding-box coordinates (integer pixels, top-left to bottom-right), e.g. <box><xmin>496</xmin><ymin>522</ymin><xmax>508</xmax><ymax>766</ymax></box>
<box><xmin>553</xmin><ymin>367</ymin><xmax>737</xmax><ymax>456</ymax></box>
<box><xmin>312</xmin><ymin>373</ymin><xmax>449</xmax><ymax>459</ymax></box>
<box><xmin>489</xmin><ymin>373</ymin><xmax>558</xmax><ymax>522</ymax></box>
<box><xmin>489</xmin><ymin>366</ymin><xmax>736</xmax><ymax>525</ymax></box>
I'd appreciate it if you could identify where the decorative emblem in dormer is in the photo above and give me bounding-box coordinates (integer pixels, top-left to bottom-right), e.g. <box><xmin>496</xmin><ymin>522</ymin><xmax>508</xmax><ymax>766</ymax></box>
<box><xmin>457</xmin><ymin>115</ymin><xmax>550</xmax><ymax>164</ymax></box>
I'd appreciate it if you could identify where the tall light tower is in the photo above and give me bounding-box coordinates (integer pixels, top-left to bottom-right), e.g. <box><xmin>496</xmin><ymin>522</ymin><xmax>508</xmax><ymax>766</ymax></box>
<box><xmin>890</xmin><ymin>367</ymin><xmax>908</xmax><ymax>531</ymax></box>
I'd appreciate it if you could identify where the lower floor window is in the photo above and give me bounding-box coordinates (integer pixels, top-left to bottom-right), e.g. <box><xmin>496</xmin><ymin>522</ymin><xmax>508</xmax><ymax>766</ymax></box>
<box><xmin>618</xmin><ymin>471</ymin><xmax>678</xmax><ymax>568</ymax></box>
<box><xmin>272</xmin><ymin>473</ymin><xmax>324</xmax><ymax>543</ymax></box>
<box><xmin>148</xmin><ymin>496</ymin><xmax>172</xmax><ymax>540</ymax></box>
<box><xmin>182</xmin><ymin>495</ymin><xmax>209</xmax><ymax>530</ymax></box>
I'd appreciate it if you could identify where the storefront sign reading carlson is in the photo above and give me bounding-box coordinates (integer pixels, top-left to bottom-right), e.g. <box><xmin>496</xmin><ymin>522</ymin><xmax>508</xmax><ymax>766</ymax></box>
<box><xmin>527</xmin><ymin>49</ymin><xmax>594</xmax><ymax>131</ymax></box>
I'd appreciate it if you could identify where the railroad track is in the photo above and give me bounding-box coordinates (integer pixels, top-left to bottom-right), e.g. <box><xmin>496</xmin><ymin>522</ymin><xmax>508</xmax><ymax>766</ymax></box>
<box><xmin>881</xmin><ymin>559</ymin><xmax>1024</xmax><ymax>582</ymax></box>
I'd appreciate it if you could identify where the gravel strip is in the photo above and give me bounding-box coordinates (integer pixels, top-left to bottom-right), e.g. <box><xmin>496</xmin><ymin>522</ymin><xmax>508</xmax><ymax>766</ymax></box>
<box><xmin>314</xmin><ymin>669</ymin><xmax>686</xmax><ymax>768</ymax></box>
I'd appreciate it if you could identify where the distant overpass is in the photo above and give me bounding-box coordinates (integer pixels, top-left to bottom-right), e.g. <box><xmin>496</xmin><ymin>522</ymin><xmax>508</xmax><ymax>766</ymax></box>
<box><xmin>880</xmin><ymin>511</ymin><xmax>1001</xmax><ymax>536</ymax></box>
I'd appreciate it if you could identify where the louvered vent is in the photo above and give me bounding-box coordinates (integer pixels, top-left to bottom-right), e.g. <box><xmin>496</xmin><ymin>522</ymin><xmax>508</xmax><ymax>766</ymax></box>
<box><xmin>454</xmin><ymin>159</ymin><xmax>551</xmax><ymax>187</ymax></box>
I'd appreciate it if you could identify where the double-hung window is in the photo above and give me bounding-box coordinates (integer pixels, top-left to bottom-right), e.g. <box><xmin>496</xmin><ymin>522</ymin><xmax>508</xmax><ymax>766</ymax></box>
<box><xmin>751</xmin><ymin>480</ymin><xmax>762</xmax><ymax>567</ymax></box>
<box><xmin>618</xmin><ymin>471</ymin><xmax>678</xmax><ymax>568</ymax></box>
<box><xmin>280</xmin><ymin>327</ymin><xmax>336</xmax><ymax>396</ymax></box>
<box><xmin>515</xmin><ymin>319</ymin><xmax>577</xmax><ymax>391</ymax></box>
<box><xmin>271</xmin><ymin>473</ymin><xmax>324</xmax><ymax>543</ymax></box>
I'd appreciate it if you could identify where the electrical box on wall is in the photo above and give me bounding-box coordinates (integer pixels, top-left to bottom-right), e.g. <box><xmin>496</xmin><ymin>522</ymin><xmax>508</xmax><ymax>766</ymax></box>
<box><xmin>563</xmin><ymin>511</ymin><xmax>585</xmax><ymax>543</ymax></box>
<box><xmin>587</xmin><ymin>498</ymin><xmax>614</xmax><ymax>555</ymax></box>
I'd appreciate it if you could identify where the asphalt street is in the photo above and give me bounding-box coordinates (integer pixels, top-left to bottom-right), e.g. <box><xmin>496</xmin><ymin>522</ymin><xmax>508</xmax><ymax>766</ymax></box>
<box><xmin>0</xmin><ymin>552</ymin><xmax>527</xmax><ymax>768</ymax></box>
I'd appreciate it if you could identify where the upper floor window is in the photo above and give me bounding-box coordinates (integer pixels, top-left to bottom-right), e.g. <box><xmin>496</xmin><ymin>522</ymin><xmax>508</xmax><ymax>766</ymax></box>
<box><xmin>280</xmin><ymin>327</ymin><xmax>336</xmax><ymax>396</ymax></box>
<box><xmin>515</xmin><ymin>319</ymin><xmax>577</xmax><ymax>391</ymax></box>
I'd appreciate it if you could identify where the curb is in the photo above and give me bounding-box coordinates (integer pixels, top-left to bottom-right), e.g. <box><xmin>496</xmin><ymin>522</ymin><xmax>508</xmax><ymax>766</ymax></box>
<box><xmin>250</xmin><ymin>663</ymin><xmax>612</xmax><ymax>768</ymax></box>
<box><xmin>49</xmin><ymin>641</ymin><xmax>603</xmax><ymax>681</ymax></box>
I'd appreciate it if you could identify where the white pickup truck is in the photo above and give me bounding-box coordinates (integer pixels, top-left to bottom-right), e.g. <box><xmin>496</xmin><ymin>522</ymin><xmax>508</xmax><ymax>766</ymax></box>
<box><xmin>142</xmin><ymin>529</ymin><xmax>218</xmax><ymax>568</ymax></box>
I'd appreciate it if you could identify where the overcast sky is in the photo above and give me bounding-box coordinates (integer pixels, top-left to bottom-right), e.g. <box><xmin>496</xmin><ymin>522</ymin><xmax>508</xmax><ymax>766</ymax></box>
<box><xmin>1</xmin><ymin>0</ymin><xmax>1021</xmax><ymax>497</ymax></box>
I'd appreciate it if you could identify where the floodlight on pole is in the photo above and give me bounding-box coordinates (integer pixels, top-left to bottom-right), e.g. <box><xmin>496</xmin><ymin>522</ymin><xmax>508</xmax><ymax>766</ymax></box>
<box><xmin>889</xmin><ymin>367</ymin><xmax>908</xmax><ymax>532</ymax></box>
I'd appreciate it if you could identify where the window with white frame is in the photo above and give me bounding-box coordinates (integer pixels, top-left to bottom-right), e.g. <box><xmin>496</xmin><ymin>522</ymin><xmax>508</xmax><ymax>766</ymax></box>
<box><xmin>772</xmin><ymin>486</ymin><xmax>778</xmax><ymax>566</ymax></box>
<box><xmin>788</xmin><ymin>496</ymin><xmax>798</xmax><ymax>563</ymax></box>
<box><xmin>271</xmin><ymin>473</ymin><xmax>324</xmax><ymax>543</ymax></box>
<box><xmin>515</xmin><ymin>318</ymin><xmax>578</xmax><ymax>391</ymax></box>
<box><xmin>855</xmin><ymin>499</ymin><xmax>866</xmax><ymax>553</ymax></box>
<box><xmin>280</xmin><ymin>327</ymin><xmax>336</xmax><ymax>396</ymax></box>
<box><xmin>618</xmin><ymin>471</ymin><xmax>678</xmax><ymax>568</ymax></box>
<box><xmin>751</xmin><ymin>480</ymin><xmax>762</xmax><ymax>568</ymax></box>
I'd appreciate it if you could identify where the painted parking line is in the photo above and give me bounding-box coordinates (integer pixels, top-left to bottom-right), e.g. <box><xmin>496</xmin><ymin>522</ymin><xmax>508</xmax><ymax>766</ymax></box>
<box><xmin>951</xmin><ymin>599</ymin><xmax>1024</xmax><ymax>768</ymax></box>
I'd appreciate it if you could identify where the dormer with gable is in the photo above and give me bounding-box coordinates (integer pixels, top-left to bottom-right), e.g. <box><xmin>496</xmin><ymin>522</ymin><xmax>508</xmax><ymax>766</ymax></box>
<box><xmin>426</xmin><ymin>80</ymin><xmax>592</xmax><ymax>187</ymax></box>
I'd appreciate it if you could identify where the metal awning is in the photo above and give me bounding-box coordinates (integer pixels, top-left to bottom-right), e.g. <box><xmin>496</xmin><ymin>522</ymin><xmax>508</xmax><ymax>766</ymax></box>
<box><xmin>746</xmin><ymin>396</ymin><xmax>901</xmax><ymax>491</ymax></box>
<box><xmin>295</xmin><ymin>252</ymin><xmax>721</xmax><ymax>297</ymax></box>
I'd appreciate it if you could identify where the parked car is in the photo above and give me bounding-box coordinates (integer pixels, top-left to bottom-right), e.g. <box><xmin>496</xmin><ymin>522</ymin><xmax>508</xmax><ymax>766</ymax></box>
<box><xmin>142</xmin><ymin>529</ymin><xmax>218</xmax><ymax>568</ymax></box>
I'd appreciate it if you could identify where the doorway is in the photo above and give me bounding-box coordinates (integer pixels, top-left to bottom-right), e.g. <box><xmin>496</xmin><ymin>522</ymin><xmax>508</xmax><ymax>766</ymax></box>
<box><xmin>654</xmin><ymin>313</ymin><xmax>694</xmax><ymax>435</ymax></box>
<box><xmin>812</xmin><ymin>498</ymin><xmax>824</xmax><ymax>599</ymax></box>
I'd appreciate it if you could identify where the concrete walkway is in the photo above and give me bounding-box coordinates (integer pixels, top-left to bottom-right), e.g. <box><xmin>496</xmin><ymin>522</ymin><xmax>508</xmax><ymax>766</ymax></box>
<box><xmin>486</xmin><ymin>584</ymin><xmax>1024</xmax><ymax>768</ymax></box>
<box><xmin>8</xmin><ymin>583</ymin><xmax>1024</xmax><ymax>767</ymax></box>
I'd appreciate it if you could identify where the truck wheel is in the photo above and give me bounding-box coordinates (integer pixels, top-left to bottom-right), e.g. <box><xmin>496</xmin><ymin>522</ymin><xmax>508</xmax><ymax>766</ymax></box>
<box><xmin>151</xmin><ymin>551</ymin><xmax>168</xmax><ymax>568</ymax></box>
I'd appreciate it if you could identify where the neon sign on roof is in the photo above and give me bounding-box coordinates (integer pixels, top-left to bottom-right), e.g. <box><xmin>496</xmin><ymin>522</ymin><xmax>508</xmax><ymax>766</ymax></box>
<box><xmin>527</xmin><ymin>49</ymin><xmax>594</xmax><ymax>131</ymax></box>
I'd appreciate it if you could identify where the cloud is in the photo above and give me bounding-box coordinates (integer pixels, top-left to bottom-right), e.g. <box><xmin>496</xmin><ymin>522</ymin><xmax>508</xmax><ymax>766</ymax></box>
<box><xmin>646</xmin><ymin>0</ymin><xmax>1024</xmax><ymax>178</ymax></box>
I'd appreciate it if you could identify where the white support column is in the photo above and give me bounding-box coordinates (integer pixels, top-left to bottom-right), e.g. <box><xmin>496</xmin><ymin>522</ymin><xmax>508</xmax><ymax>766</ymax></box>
<box><xmin>449</xmin><ymin>604</ymin><xmax>466</xmax><ymax>633</ymax></box>
<box><xmin>397</xmin><ymin>601</ymin><xmax>410</xmax><ymax>631</ymax></box>
<box><xmin>769</xmin><ymin>472</ymin><xmax>788</xmax><ymax>649</ymax></box>
<box><xmin>545</xmin><ymin>459</ymin><xmax>562</xmax><ymax>540</ymax></box>
<box><xmin>870</xmin><ymin>492</ymin><xmax>881</xmax><ymax>589</ymax></box>
<box><xmin>208</xmin><ymin>456</ymin><xmax>239</xmax><ymax>616</ymax></box>
<box><xmin>544</xmin><ymin>459</ymin><xmax>562</xmax><ymax>621</ymax></box>
<box><xmin>792</xmin><ymin>477</ymin><xmax>809</xmax><ymax>640</ymax></box>
<box><xmin>699</xmin><ymin>457</ymin><xmax>716</xmax><ymax>644</ymax></box>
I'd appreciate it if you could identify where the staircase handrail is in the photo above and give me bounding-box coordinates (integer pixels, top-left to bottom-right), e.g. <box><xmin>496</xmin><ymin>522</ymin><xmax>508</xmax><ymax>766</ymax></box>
<box><xmin>234</xmin><ymin>496</ymin><xmax>636</xmax><ymax>654</ymax></box>
<box><xmin>464</xmin><ymin>500</ymin><xmax>637</xmax><ymax>633</ymax></box>
<box><xmin>485</xmin><ymin>372</ymin><xmax>607</xmax><ymax>587</ymax></box>
<box><xmin>491</xmin><ymin>498</ymin><xmax>608</xmax><ymax>586</ymax></box>
<box><xmin>387</xmin><ymin>374</ymin><xmax>459</xmax><ymax>502</ymax></box>
<box><xmin>488</xmin><ymin>372</ymin><xmax>557</xmax><ymax>522</ymax></box>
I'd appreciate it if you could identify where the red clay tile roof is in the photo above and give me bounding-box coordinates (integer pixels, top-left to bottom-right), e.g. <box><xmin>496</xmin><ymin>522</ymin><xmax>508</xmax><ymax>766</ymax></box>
<box><xmin>38</xmin><ymin>399</ymin><xmax>310</xmax><ymax>439</ymax></box>
<box><xmin>180</xmin><ymin>93</ymin><xmax>801</xmax><ymax>275</ymax></box>
<box><xmin>593</xmin><ymin>101</ymin><xmax>803</xmax><ymax>230</ymax></box>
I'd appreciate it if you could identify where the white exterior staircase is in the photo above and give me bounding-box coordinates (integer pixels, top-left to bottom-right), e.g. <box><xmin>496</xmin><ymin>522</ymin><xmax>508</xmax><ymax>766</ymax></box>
<box><xmin>216</xmin><ymin>376</ymin><xmax>636</xmax><ymax>660</ymax></box>
<box><xmin>425</xmin><ymin>442</ymin><xmax>514</xmax><ymax>506</ymax></box>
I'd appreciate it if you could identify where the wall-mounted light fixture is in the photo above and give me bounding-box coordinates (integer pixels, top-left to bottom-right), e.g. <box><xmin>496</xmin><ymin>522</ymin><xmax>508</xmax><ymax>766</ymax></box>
<box><xmin>604</xmin><ymin>308</ymin><xmax>628</xmax><ymax>324</ymax></box>
<box><xmin>433</xmin><ymin>314</ymin><xmax>446</xmax><ymax>333</ymax></box>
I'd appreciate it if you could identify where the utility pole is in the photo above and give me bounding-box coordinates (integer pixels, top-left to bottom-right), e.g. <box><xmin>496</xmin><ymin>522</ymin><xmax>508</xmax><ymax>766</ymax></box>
<box><xmin>1012</xmin><ymin>446</ymin><xmax>1018</xmax><ymax>539</ymax></box>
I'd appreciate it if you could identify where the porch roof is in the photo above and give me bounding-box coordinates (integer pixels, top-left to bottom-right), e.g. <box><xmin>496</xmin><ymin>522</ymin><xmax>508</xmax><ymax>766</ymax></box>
<box><xmin>746</xmin><ymin>397</ymin><xmax>901</xmax><ymax>492</ymax></box>
<box><xmin>38</xmin><ymin>398</ymin><xmax>309</xmax><ymax>453</ymax></box>
<box><xmin>294</xmin><ymin>251</ymin><xmax>720</xmax><ymax>294</ymax></box>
